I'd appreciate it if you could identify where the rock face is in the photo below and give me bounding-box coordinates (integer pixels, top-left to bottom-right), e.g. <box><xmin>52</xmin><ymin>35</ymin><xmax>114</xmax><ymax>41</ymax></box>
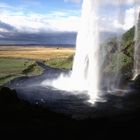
<box><xmin>100</xmin><ymin>21</ymin><xmax>139</xmax><ymax>89</ymax></box>
<box><xmin>102</xmin><ymin>14</ymin><xmax>140</xmax><ymax>85</ymax></box>
<box><xmin>131</xmin><ymin>75</ymin><xmax>140</xmax><ymax>89</ymax></box>
<box><xmin>101</xmin><ymin>27</ymin><xmax>134</xmax><ymax>85</ymax></box>
<box><xmin>0</xmin><ymin>87</ymin><xmax>21</xmax><ymax>112</ymax></box>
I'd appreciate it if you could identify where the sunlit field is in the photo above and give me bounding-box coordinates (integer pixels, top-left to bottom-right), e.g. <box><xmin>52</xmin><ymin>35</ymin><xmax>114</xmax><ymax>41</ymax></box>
<box><xmin>0</xmin><ymin>46</ymin><xmax>75</xmax><ymax>85</ymax></box>
<box><xmin>0</xmin><ymin>46</ymin><xmax>75</xmax><ymax>60</ymax></box>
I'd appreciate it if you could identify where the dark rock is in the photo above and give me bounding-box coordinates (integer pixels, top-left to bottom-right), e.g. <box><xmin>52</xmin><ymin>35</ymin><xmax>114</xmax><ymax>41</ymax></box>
<box><xmin>133</xmin><ymin>75</ymin><xmax>140</xmax><ymax>89</ymax></box>
<box><xmin>0</xmin><ymin>87</ymin><xmax>140</xmax><ymax>138</ymax></box>
<box><xmin>0</xmin><ymin>87</ymin><xmax>19</xmax><ymax>104</ymax></box>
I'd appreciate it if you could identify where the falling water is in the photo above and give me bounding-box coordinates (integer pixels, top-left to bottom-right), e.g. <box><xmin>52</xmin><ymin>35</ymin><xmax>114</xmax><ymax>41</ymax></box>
<box><xmin>71</xmin><ymin>0</ymin><xmax>100</xmax><ymax>100</ymax></box>
<box><xmin>42</xmin><ymin>0</ymin><xmax>100</xmax><ymax>102</ymax></box>
<box><xmin>133</xmin><ymin>7</ymin><xmax>140</xmax><ymax>80</ymax></box>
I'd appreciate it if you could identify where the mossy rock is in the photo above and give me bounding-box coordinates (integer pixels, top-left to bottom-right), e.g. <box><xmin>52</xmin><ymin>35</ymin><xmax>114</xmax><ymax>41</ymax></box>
<box><xmin>102</xmin><ymin>25</ymin><xmax>136</xmax><ymax>81</ymax></box>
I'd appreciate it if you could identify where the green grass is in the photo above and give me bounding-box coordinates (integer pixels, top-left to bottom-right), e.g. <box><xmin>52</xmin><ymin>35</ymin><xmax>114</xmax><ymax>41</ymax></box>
<box><xmin>122</xmin><ymin>26</ymin><xmax>135</xmax><ymax>49</ymax></box>
<box><xmin>46</xmin><ymin>55</ymin><xmax>74</xmax><ymax>70</ymax></box>
<box><xmin>0</xmin><ymin>58</ymin><xmax>44</xmax><ymax>85</ymax></box>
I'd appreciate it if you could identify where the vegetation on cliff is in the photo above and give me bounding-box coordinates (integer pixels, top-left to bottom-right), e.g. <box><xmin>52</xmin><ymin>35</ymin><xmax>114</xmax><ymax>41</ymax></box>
<box><xmin>102</xmin><ymin>26</ymin><xmax>135</xmax><ymax>81</ymax></box>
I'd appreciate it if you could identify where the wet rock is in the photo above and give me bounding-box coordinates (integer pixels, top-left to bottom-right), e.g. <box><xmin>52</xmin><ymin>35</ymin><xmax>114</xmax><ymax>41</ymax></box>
<box><xmin>133</xmin><ymin>75</ymin><xmax>140</xmax><ymax>89</ymax></box>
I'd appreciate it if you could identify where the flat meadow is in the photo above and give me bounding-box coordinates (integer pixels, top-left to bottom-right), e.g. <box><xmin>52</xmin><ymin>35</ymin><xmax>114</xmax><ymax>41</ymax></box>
<box><xmin>0</xmin><ymin>46</ymin><xmax>75</xmax><ymax>85</ymax></box>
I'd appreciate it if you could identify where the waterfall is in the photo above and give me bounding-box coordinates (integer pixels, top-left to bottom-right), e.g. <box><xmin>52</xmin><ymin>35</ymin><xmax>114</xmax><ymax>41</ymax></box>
<box><xmin>133</xmin><ymin>9</ymin><xmax>140</xmax><ymax>80</ymax></box>
<box><xmin>71</xmin><ymin>0</ymin><xmax>100</xmax><ymax>100</ymax></box>
<box><xmin>42</xmin><ymin>0</ymin><xmax>100</xmax><ymax>102</ymax></box>
<box><xmin>42</xmin><ymin>0</ymin><xmax>140</xmax><ymax>102</ymax></box>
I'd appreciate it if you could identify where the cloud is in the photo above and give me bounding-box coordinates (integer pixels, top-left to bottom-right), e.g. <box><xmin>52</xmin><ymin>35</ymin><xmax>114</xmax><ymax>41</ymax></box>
<box><xmin>0</xmin><ymin>34</ymin><xmax>4</xmax><ymax>38</ymax></box>
<box><xmin>0</xmin><ymin>3</ymin><xmax>13</xmax><ymax>9</ymax></box>
<box><xmin>0</xmin><ymin>8</ymin><xmax>81</xmax><ymax>33</ymax></box>
<box><xmin>0</xmin><ymin>31</ymin><xmax>77</xmax><ymax>45</ymax></box>
<box><xmin>113</xmin><ymin>6</ymin><xmax>140</xmax><ymax>31</ymax></box>
<box><xmin>64</xmin><ymin>0</ymin><xmax>82</xmax><ymax>4</ymax></box>
<box><xmin>0</xmin><ymin>2</ymin><xmax>81</xmax><ymax>33</ymax></box>
<box><xmin>64</xmin><ymin>0</ymin><xmax>139</xmax><ymax>5</ymax></box>
<box><xmin>99</xmin><ymin>0</ymin><xmax>140</xmax><ymax>5</ymax></box>
<box><xmin>0</xmin><ymin>20</ymin><xmax>15</xmax><ymax>31</ymax></box>
<box><xmin>0</xmin><ymin>0</ymin><xmax>138</xmax><ymax>37</ymax></box>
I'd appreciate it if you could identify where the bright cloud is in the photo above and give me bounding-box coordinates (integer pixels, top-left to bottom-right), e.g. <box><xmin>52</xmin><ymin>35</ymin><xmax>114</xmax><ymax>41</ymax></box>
<box><xmin>0</xmin><ymin>1</ymin><xmax>139</xmax><ymax>35</ymax></box>
<box><xmin>0</xmin><ymin>7</ymin><xmax>81</xmax><ymax>33</ymax></box>
<box><xmin>99</xmin><ymin>0</ymin><xmax>140</xmax><ymax>5</ymax></box>
<box><xmin>113</xmin><ymin>6</ymin><xmax>140</xmax><ymax>31</ymax></box>
<box><xmin>65</xmin><ymin>0</ymin><xmax>139</xmax><ymax>5</ymax></box>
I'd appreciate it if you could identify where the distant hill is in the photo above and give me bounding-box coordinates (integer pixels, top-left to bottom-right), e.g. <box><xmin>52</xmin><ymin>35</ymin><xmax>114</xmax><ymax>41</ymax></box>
<box><xmin>0</xmin><ymin>32</ymin><xmax>77</xmax><ymax>46</ymax></box>
<box><xmin>0</xmin><ymin>31</ymin><xmax>118</xmax><ymax>46</ymax></box>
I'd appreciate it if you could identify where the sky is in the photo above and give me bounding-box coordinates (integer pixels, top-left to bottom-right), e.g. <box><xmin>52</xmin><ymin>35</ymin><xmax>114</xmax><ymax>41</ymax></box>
<box><xmin>0</xmin><ymin>0</ymin><xmax>140</xmax><ymax>39</ymax></box>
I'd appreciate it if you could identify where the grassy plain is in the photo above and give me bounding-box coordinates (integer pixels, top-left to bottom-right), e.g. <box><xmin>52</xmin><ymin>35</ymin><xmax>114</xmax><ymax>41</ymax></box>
<box><xmin>0</xmin><ymin>46</ymin><xmax>75</xmax><ymax>85</ymax></box>
<box><xmin>0</xmin><ymin>46</ymin><xmax>74</xmax><ymax>60</ymax></box>
<box><xmin>0</xmin><ymin>58</ymin><xmax>43</xmax><ymax>85</ymax></box>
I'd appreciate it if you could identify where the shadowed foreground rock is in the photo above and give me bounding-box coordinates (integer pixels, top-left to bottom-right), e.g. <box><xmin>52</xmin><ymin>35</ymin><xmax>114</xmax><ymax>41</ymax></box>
<box><xmin>0</xmin><ymin>86</ymin><xmax>140</xmax><ymax>139</ymax></box>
